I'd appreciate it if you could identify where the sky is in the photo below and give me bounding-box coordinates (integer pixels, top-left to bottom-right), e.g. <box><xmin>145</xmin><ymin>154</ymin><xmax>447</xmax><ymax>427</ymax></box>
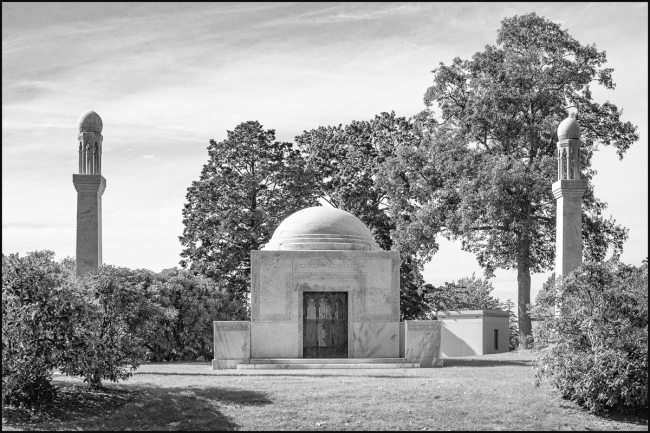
<box><xmin>3</xmin><ymin>3</ymin><xmax>648</xmax><ymax>310</ymax></box>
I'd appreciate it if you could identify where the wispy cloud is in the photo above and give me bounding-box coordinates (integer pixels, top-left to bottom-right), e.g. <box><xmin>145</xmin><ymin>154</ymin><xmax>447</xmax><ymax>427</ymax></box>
<box><xmin>2</xmin><ymin>2</ymin><xmax>647</xmax><ymax>290</ymax></box>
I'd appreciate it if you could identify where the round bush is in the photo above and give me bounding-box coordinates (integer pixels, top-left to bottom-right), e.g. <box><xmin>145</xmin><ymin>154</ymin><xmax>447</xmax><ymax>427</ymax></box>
<box><xmin>531</xmin><ymin>259</ymin><xmax>648</xmax><ymax>413</ymax></box>
<box><xmin>2</xmin><ymin>251</ymin><xmax>78</xmax><ymax>406</ymax></box>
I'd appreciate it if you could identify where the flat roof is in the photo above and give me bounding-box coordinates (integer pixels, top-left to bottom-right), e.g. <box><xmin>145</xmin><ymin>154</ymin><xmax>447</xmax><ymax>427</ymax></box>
<box><xmin>434</xmin><ymin>309</ymin><xmax>510</xmax><ymax>317</ymax></box>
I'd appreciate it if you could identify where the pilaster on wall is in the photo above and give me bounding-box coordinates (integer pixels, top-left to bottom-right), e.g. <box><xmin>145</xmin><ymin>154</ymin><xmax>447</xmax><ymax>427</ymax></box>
<box><xmin>73</xmin><ymin>174</ymin><xmax>106</xmax><ymax>276</ymax></box>
<box><xmin>552</xmin><ymin>179</ymin><xmax>586</xmax><ymax>277</ymax></box>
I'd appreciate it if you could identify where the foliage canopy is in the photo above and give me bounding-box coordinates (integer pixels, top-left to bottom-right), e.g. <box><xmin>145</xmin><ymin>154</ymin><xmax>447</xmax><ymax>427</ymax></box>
<box><xmin>295</xmin><ymin>112</ymin><xmax>432</xmax><ymax>319</ymax></box>
<box><xmin>179</xmin><ymin>121</ymin><xmax>318</xmax><ymax>304</ymax></box>
<box><xmin>381</xmin><ymin>12</ymin><xmax>637</xmax><ymax>347</ymax></box>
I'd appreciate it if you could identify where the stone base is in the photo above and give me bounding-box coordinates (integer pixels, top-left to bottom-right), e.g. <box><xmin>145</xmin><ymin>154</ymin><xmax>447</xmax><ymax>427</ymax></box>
<box><xmin>238</xmin><ymin>362</ymin><xmax>419</xmax><ymax>369</ymax></box>
<box><xmin>408</xmin><ymin>358</ymin><xmax>443</xmax><ymax>368</ymax></box>
<box><xmin>212</xmin><ymin>359</ymin><xmax>249</xmax><ymax>370</ymax></box>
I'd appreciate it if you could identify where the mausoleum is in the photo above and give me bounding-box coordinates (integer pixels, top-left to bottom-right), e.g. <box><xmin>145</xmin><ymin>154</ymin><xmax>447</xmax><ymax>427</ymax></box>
<box><xmin>213</xmin><ymin>206</ymin><xmax>442</xmax><ymax>369</ymax></box>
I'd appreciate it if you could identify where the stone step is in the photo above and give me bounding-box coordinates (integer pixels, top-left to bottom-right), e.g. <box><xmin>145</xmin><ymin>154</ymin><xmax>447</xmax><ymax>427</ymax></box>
<box><xmin>237</xmin><ymin>363</ymin><xmax>420</xmax><ymax>369</ymax></box>
<box><xmin>249</xmin><ymin>358</ymin><xmax>408</xmax><ymax>364</ymax></box>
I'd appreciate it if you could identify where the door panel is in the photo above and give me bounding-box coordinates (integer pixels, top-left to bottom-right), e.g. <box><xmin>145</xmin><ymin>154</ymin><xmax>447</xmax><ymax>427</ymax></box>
<box><xmin>303</xmin><ymin>292</ymin><xmax>347</xmax><ymax>358</ymax></box>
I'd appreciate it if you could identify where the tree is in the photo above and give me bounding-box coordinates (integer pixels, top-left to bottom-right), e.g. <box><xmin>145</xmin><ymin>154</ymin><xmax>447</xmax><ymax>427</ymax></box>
<box><xmin>422</xmin><ymin>273</ymin><xmax>502</xmax><ymax>313</ymax></box>
<box><xmin>294</xmin><ymin>112</ymin><xmax>434</xmax><ymax>320</ymax></box>
<box><xmin>179</xmin><ymin>121</ymin><xmax>318</xmax><ymax>304</ymax></box>
<box><xmin>381</xmin><ymin>13</ymin><xmax>637</xmax><ymax>347</ymax></box>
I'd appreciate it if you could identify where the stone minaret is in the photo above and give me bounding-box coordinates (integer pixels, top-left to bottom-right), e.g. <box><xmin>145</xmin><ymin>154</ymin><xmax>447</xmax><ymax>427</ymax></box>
<box><xmin>73</xmin><ymin>110</ymin><xmax>106</xmax><ymax>276</ymax></box>
<box><xmin>552</xmin><ymin>114</ymin><xmax>586</xmax><ymax>278</ymax></box>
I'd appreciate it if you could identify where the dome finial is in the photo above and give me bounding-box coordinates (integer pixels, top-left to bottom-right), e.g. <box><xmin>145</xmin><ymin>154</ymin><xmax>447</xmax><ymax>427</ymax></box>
<box><xmin>557</xmin><ymin>114</ymin><xmax>580</xmax><ymax>141</ymax></box>
<box><xmin>78</xmin><ymin>110</ymin><xmax>103</xmax><ymax>133</ymax></box>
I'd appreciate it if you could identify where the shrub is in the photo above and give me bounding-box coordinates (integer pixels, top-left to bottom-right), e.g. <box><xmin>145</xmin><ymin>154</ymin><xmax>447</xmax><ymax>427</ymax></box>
<box><xmin>2</xmin><ymin>249</ymin><xmax>248</xmax><ymax>402</ymax></box>
<box><xmin>62</xmin><ymin>265</ymin><xmax>163</xmax><ymax>388</ymax></box>
<box><xmin>2</xmin><ymin>251</ymin><xmax>79</xmax><ymax>406</ymax></box>
<box><xmin>144</xmin><ymin>268</ymin><xmax>248</xmax><ymax>361</ymax></box>
<box><xmin>531</xmin><ymin>259</ymin><xmax>648</xmax><ymax>413</ymax></box>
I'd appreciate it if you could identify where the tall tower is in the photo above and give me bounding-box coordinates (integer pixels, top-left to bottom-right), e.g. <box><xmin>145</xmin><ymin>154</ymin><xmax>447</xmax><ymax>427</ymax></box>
<box><xmin>552</xmin><ymin>114</ymin><xmax>586</xmax><ymax>278</ymax></box>
<box><xmin>73</xmin><ymin>110</ymin><xmax>106</xmax><ymax>276</ymax></box>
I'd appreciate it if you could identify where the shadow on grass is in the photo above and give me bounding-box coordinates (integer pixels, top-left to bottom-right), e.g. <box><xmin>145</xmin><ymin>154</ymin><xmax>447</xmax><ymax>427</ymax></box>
<box><xmin>556</xmin><ymin>400</ymin><xmax>649</xmax><ymax>429</ymax></box>
<box><xmin>593</xmin><ymin>410</ymin><xmax>649</xmax><ymax>428</ymax></box>
<box><xmin>2</xmin><ymin>382</ymin><xmax>272</xmax><ymax>431</ymax></box>
<box><xmin>2</xmin><ymin>383</ymin><xmax>133</xmax><ymax>427</ymax></box>
<box><xmin>443</xmin><ymin>358</ymin><xmax>532</xmax><ymax>367</ymax></box>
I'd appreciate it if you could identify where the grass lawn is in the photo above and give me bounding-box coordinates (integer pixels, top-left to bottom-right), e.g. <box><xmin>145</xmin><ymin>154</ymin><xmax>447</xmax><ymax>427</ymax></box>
<box><xmin>2</xmin><ymin>351</ymin><xmax>647</xmax><ymax>431</ymax></box>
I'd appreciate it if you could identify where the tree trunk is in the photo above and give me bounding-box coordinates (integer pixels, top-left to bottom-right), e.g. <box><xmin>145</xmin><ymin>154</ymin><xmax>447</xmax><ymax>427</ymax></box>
<box><xmin>517</xmin><ymin>236</ymin><xmax>532</xmax><ymax>350</ymax></box>
<box><xmin>88</xmin><ymin>371</ymin><xmax>103</xmax><ymax>389</ymax></box>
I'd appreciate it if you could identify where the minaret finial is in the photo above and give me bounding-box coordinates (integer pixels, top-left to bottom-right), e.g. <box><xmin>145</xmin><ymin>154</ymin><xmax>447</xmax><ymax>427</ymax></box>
<box><xmin>77</xmin><ymin>110</ymin><xmax>103</xmax><ymax>175</ymax></box>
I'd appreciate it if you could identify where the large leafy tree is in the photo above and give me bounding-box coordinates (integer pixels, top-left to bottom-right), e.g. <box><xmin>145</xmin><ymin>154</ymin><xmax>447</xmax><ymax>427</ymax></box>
<box><xmin>295</xmin><ymin>112</ymin><xmax>434</xmax><ymax>320</ymax></box>
<box><xmin>179</xmin><ymin>121</ymin><xmax>318</xmax><ymax>303</ymax></box>
<box><xmin>381</xmin><ymin>13</ymin><xmax>637</xmax><ymax>347</ymax></box>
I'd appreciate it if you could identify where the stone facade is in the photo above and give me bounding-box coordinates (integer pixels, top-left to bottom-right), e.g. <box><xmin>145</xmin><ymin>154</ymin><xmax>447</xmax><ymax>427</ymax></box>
<box><xmin>250</xmin><ymin>250</ymin><xmax>400</xmax><ymax>359</ymax></box>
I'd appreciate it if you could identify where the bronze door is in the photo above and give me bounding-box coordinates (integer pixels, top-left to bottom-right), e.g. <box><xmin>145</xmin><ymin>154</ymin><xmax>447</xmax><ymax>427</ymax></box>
<box><xmin>303</xmin><ymin>292</ymin><xmax>348</xmax><ymax>358</ymax></box>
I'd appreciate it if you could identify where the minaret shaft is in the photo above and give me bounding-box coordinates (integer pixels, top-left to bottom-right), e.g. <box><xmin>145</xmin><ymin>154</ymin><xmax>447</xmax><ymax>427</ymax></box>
<box><xmin>553</xmin><ymin>179</ymin><xmax>586</xmax><ymax>276</ymax></box>
<box><xmin>73</xmin><ymin>174</ymin><xmax>105</xmax><ymax>276</ymax></box>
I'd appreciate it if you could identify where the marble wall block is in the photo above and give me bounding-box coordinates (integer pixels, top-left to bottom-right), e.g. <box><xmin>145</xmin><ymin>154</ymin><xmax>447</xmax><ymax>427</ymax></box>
<box><xmin>258</xmin><ymin>256</ymin><xmax>293</xmax><ymax>321</ymax></box>
<box><xmin>404</xmin><ymin>321</ymin><xmax>442</xmax><ymax>368</ymax></box>
<box><xmin>352</xmin><ymin>322</ymin><xmax>399</xmax><ymax>358</ymax></box>
<box><xmin>212</xmin><ymin>321</ymin><xmax>250</xmax><ymax>370</ymax></box>
<box><xmin>251</xmin><ymin>322</ymin><xmax>299</xmax><ymax>358</ymax></box>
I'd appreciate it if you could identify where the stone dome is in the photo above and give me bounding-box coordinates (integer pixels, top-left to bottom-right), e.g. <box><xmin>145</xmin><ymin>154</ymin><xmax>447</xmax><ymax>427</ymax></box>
<box><xmin>557</xmin><ymin>116</ymin><xmax>580</xmax><ymax>140</ymax></box>
<box><xmin>262</xmin><ymin>206</ymin><xmax>381</xmax><ymax>251</ymax></box>
<box><xmin>78</xmin><ymin>110</ymin><xmax>103</xmax><ymax>133</ymax></box>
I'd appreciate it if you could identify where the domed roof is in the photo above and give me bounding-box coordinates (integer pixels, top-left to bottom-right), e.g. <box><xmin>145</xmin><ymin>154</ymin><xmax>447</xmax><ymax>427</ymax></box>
<box><xmin>557</xmin><ymin>115</ymin><xmax>580</xmax><ymax>140</ymax></box>
<box><xmin>78</xmin><ymin>110</ymin><xmax>103</xmax><ymax>133</ymax></box>
<box><xmin>262</xmin><ymin>206</ymin><xmax>381</xmax><ymax>251</ymax></box>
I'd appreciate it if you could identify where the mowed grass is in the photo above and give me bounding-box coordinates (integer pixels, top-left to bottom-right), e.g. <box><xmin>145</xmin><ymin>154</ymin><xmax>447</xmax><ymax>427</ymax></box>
<box><xmin>2</xmin><ymin>351</ymin><xmax>647</xmax><ymax>431</ymax></box>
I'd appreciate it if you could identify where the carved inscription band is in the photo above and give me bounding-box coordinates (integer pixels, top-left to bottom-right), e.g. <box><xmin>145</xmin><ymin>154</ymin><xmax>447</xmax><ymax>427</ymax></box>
<box><xmin>407</xmin><ymin>322</ymin><xmax>440</xmax><ymax>331</ymax></box>
<box><xmin>215</xmin><ymin>323</ymin><xmax>250</xmax><ymax>331</ymax></box>
<box><xmin>295</xmin><ymin>262</ymin><xmax>359</xmax><ymax>270</ymax></box>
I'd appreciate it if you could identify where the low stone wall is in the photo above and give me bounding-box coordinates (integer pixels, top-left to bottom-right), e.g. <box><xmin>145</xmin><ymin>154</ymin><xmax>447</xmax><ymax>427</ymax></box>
<box><xmin>404</xmin><ymin>321</ymin><xmax>443</xmax><ymax>368</ymax></box>
<box><xmin>212</xmin><ymin>321</ymin><xmax>250</xmax><ymax>369</ymax></box>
